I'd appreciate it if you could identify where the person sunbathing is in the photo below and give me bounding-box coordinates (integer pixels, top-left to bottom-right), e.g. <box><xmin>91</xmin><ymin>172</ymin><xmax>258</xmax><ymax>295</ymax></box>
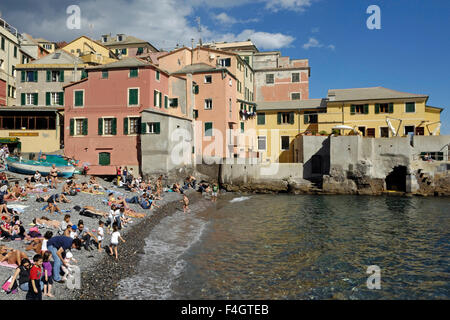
<box><xmin>25</xmin><ymin>179</ymin><xmax>35</xmax><ymax>192</ymax></box>
<box><xmin>0</xmin><ymin>245</ymin><xmax>28</xmax><ymax>266</ymax></box>
<box><xmin>89</xmin><ymin>176</ymin><xmax>101</xmax><ymax>189</ymax></box>
<box><xmin>32</xmin><ymin>217</ymin><xmax>61</xmax><ymax>229</ymax></box>
<box><xmin>12</xmin><ymin>182</ymin><xmax>27</xmax><ymax>198</ymax></box>
<box><xmin>2</xmin><ymin>186</ymin><xmax>18</xmax><ymax>201</ymax></box>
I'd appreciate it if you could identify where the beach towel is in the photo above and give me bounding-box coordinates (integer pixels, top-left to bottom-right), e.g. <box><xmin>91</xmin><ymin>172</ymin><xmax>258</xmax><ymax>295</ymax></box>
<box><xmin>0</xmin><ymin>261</ymin><xmax>18</xmax><ymax>269</ymax></box>
<box><xmin>81</xmin><ymin>191</ymin><xmax>105</xmax><ymax>195</ymax></box>
<box><xmin>7</xmin><ymin>204</ymin><xmax>29</xmax><ymax>211</ymax></box>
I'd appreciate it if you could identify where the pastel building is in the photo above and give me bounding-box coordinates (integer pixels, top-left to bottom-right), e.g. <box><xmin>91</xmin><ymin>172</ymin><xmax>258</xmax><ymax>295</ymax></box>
<box><xmin>62</xmin><ymin>36</ymin><xmax>118</xmax><ymax>66</ymax></box>
<box><xmin>99</xmin><ymin>33</ymin><xmax>158</xmax><ymax>58</ymax></box>
<box><xmin>63</xmin><ymin>57</ymin><xmax>186</xmax><ymax>175</ymax></box>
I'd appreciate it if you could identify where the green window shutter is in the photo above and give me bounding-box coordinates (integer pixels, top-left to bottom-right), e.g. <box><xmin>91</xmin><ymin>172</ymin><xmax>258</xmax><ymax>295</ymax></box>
<box><xmin>59</xmin><ymin>70</ymin><xmax>64</xmax><ymax>82</ymax></box>
<box><xmin>21</xmin><ymin>93</ymin><xmax>25</xmax><ymax>105</ymax></box>
<box><xmin>123</xmin><ymin>117</ymin><xmax>128</xmax><ymax>135</ymax></box>
<box><xmin>257</xmin><ymin>113</ymin><xmax>265</xmax><ymax>125</ymax></box>
<box><xmin>46</xmin><ymin>92</ymin><xmax>51</xmax><ymax>106</ymax></box>
<box><xmin>33</xmin><ymin>93</ymin><xmax>38</xmax><ymax>105</ymax></box>
<box><xmin>98</xmin><ymin>118</ymin><xmax>103</xmax><ymax>135</ymax></box>
<box><xmin>389</xmin><ymin>103</ymin><xmax>394</xmax><ymax>113</ymax></box>
<box><xmin>159</xmin><ymin>93</ymin><xmax>162</xmax><ymax>108</ymax></box>
<box><xmin>130</xmin><ymin>68</ymin><xmax>138</xmax><ymax>77</ymax></box>
<box><xmin>82</xmin><ymin>118</ymin><xmax>88</xmax><ymax>135</ymax></box>
<box><xmin>58</xmin><ymin>92</ymin><xmax>64</xmax><ymax>106</ymax></box>
<box><xmin>350</xmin><ymin>105</ymin><xmax>355</xmax><ymax>115</ymax></box>
<box><xmin>111</xmin><ymin>118</ymin><xmax>117</xmax><ymax>135</ymax></box>
<box><xmin>34</xmin><ymin>71</ymin><xmax>38</xmax><ymax>82</ymax></box>
<box><xmin>304</xmin><ymin>114</ymin><xmax>309</xmax><ymax>124</ymax></box>
<box><xmin>21</xmin><ymin>71</ymin><xmax>25</xmax><ymax>82</ymax></box>
<box><xmin>155</xmin><ymin>122</ymin><xmax>160</xmax><ymax>134</ymax></box>
<box><xmin>75</xmin><ymin>91</ymin><xmax>83</xmax><ymax>106</ymax></box>
<box><xmin>277</xmin><ymin>112</ymin><xmax>281</xmax><ymax>124</ymax></box>
<box><xmin>154</xmin><ymin>90</ymin><xmax>157</xmax><ymax>106</ymax></box>
<box><xmin>240</xmin><ymin>122</ymin><xmax>244</xmax><ymax>133</ymax></box>
<box><xmin>70</xmin><ymin>119</ymin><xmax>74</xmax><ymax>136</ymax></box>
<box><xmin>364</xmin><ymin>104</ymin><xmax>369</xmax><ymax>114</ymax></box>
<box><xmin>140</xmin><ymin>122</ymin><xmax>147</xmax><ymax>134</ymax></box>
<box><xmin>375</xmin><ymin>104</ymin><xmax>380</xmax><ymax>114</ymax></box>
<box><xmin>193</xmin><ymin>110</ymin><xmax>198</xmax><ymax>119</ymax></box>
<box><xmin>129</xmin><ymin>89</ymin><xmax>138</xmax><ymax>105</ymax></box>
<box><xmin>46</xmin><ymin>70</ymin><xmax>51</xmax><ymax>82</ymax></box>
<box><xmin>289</xmin><ymin>112</ymin><xmax>295</xmax><ymax>124</ymax></box>
<box><xmin>164</xmin><ymin>96</ymin><xmax>168</xmax><ymax>109</ymax></box>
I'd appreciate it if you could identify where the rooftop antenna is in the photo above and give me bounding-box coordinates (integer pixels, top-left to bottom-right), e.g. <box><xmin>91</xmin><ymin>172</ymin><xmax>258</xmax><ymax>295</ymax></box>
<box><xmin>196</xmin><ymin>17</ymin><xmax>202</xmax><ymax>47</ymax></box>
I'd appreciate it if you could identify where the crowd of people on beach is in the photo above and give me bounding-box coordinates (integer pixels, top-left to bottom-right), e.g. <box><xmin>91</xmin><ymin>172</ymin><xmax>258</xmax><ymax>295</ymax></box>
<box><xmin>0</xmin><ymin>162</ymin><xmax>221</xmax><ymax>300</ymax></box>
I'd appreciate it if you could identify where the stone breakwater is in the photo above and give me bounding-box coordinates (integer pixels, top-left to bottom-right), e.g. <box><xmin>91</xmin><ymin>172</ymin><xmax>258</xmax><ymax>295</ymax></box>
<box><xmin>75</xmin><ymin>190</ymin><xmax>201</xmax><ymax>300</ymax></box>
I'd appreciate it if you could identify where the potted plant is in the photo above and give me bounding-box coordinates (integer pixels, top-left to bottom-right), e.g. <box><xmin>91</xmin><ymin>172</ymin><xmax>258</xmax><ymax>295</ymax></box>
<box><xmin>319</xmin><ymin>130</ymin><xmax>328</xmax><ymax>136</ymax></box>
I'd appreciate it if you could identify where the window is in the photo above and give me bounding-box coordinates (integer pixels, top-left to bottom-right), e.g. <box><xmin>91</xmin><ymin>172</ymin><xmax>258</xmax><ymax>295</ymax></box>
<box><xmin>405</xmin><ymin>102</ymin><xmax>415</xmax><ymax>113</ymax></box>
<box><xmin>169</xmin><ymin>98</ymin><xmax>178</xmax><ymax>107</ymax></box>
<box><xmin>205</xmin><ymin>122</ymin><xmax>213</xmax><ymax>136</ymax></box>
<box><xmin>281</xmin><ymin>136</ymin><xmax>290</xmax><ymax>150</ymax></box>
<box><xmin>258</xmin><ymin>136</ymin><xmax>266</xmax><ymax>151</ymax></box>
<box><xmin>303</xmin><ymin>112</ymin><xmax>318</xmax><ymax>124</ymax></box>
<box><xmin>7</xmin><ymin>86</ymin><xmax>16</xmax><ymax>98</ymax></box>
<box><xmin>204</xmin><ymin>99</ymin><xmax>212</xmax><ymax>110</ymax></box>
<box><xmin>103</xmin><ymin>118</ymin><xmax>113</xmax><ymax>135</ymax></box>
<box><xmin>380</xmin><ymin>127</ymin><xmax>389</xmax><ymax>138</ymax></box>
<box><xmin>266</xmin><ymin>74</ymin><xmax>274</xmax><ymax>84</ymax></box>
<box><xmin>404</xmin><ymin>126</ymin><xmax>415</xmax><ymax>135</ymax></box>
<box><xmin>192</xmin><ymin>83</ymin><xmax>199</xmax><ymax>94</ymax></box>
<box><xmin>237</xmin><ymin>80</ymin><xmax>242</xmax><ymax>93</ymax></box>
<box><xmin>129</xmin><ymin>117</ymin><xmax>140</xmax><ymax>134</ymax></box>
<box><xmin>367</xmin><ymin>128</ymin><xmax>376</xmax><ymax>137</ymax></box>
<box><xmin>122</xmin><ymin>48</ymin><xmax>127</xmax><ymax>55</ymax></box>
<box><xmin>240</xmin><ymin>122</ymin><xmax>244</xmax><ymax>133</ymax></box>
<box><xmin>81</xmin><ymin>70</ymin><xmax>88</xmax><ymax>79</ymax></box>
<box><xmin>375</xmin><ymin>103</ymin><xmax>393</xmax><ymax>114</ymax></box>
<box><xmin>204</xmin><ymin>75</ymin><xmax>212</xmax><ymax>83</ymax></box>
<box><xmin>130</xmin><ymin>68</ymin><xmax>138</xmax><ymax>78</ymax></box>
<box><xmin>148</xmin><ymin>122</ymin><xmax>160</xmax><ymax>134</ymax></box>
<box><xmin>291</xmin><ymin>93</ymin><xmax>301</xmax><ymax>100</ymax></box>
<box><xmin>74</xmin><ymin>119</ymin><xmax>86</xmax><ymax>135</ymax></box>
<box><xmin>193</xmin><ymin>110</ymin><xmax>198</xmax><ymax>119</ymax></box>
<box><xmin>51</xmin><ymin>71</ymin><xmax>61</xmax><ymax>82</ymax></box>
<box><xmin>292</xmin><ymin>73</ymin><xmax>300</xmax><ymax>82</ymax></box>
<box><xmin>153</xmin><ymin>90</ymin><xmax>162</xmax><ymax>107</ymax></box>
<box><xmin>156</xmin><ymin>70</ymin><xmax>160</xmax><ymax>81</ymax></box>
<box><xmin>25</xmin><ymin>93</ymin><xmax>37</xmax><ymax>105</ymax></box>
<box><xmin>128</xmin><ymin>88</ymin><xmax>139</xmax><ymax>106</ymax></box>
<box><xmin>117</xmin><ymin>35</ymin><xmax>123</xmax><ymax>42</ymax></box>
<box><xmin>257</xmin><ymin>113</ymin><xmax>265</xmax><ymax>125</ymax></box>
<box><xmin>244</xmin><ymin>56</ymin><xmax>249</xmax><ymax>64</ymax></box>
<box><xmin>350</xmin><ymin>104</ymin><xmax>368</xmax><ymax>115</ymax></box>
<box><xmin>102</xmin><ymin>37</ymin><xmax>108</xmax><ymax>43</ymax></box>
<box><xmin>1</xmin><ymin>37</ymin><xmax>4</xmax><ymax>50</ymax></box>
<box><xmin>218</xmin><ymin>58</ymin><xmax>231</xmax><ymax>67</ymax></box>
<box><xmin>415</xmin><ymin>127</ymin><xmax>424</xmax><ymax>136</ymax></box>
<box><xmin>14</xmin><ymin>46</ymin><xmax>17</xmax><ymax>58</ymax></box>
<box><xmin>102</xmin><ymin>70</ymin><xmax>108</xmax><ymax>79</ymax></box>
<box><xmin>74</xmin><ymin>90</ymin><xmax>84</xmax><ymax>107</ymax></box>
<box><xmin>278</xmin><ymin>112</ymin><xmax>294</xmax><ymax>124</ymax></box>
<box><xmin>11</xmin><ymin>65</ymin><xmax>15</xmax><ymax>77</ymax></box>
<box><xmin>23</xmin><ymin>71</ymin><xmax>38</xmax><ymax>82</ymax></box>
<box><xmin>50</xmin><ymin>92</ymin><xmax>62</xmax><ymax>106</ymax></box>
<box><xmin>137</xmin><ymin>47</ymin><xmax>144</xmax><ymax>55</ymax></box>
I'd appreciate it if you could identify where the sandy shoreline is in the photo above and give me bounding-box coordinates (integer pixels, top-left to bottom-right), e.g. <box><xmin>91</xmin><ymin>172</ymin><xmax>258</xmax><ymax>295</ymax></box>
<box><xmin>0</xmin><ymin>171</ymin><xmax>200</xmax><ymax>301</ymax></box>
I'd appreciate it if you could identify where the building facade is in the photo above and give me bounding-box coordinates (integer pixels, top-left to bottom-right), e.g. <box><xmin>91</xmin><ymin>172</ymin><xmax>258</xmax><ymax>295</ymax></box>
<box><xmin>64</xmin><ymin>57</ymin><xmax>178</xmax><ymax>175</ymax></box>
<box><xmin>99</xmin><ymin>33</ymin><xmax>158</xmax><ymax>58</ymax></box>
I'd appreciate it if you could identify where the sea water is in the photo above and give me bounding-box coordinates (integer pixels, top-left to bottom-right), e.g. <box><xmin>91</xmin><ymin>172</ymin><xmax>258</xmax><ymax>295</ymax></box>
<box><xmin>117</xmin><ymin>194</ymin><xmax>450</xmax><ymax>299</ymax></box>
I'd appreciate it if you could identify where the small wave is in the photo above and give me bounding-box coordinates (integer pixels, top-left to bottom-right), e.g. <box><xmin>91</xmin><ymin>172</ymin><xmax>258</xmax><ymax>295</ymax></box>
<box><xmin>229</xmin><ymin>196</ymin><xmax>251</xmax><ymax>203</ymax></box>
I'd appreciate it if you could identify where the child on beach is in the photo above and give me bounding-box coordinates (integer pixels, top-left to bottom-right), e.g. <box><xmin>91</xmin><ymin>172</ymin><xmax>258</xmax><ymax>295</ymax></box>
<box><xmin>60</xmin><ymin>251</ymin><xmax>77</xmax><ymax>282</ymax></box>
<box><xmin>108</xmin><ymin>224</ymin><xmax>125</xmax><ymax>261</ymax></box>
<box><xmin>97</xmin><ymin>221</ymin><xmax>104</xmax><ymax>252</ymax></box>
<box><xmin>211</xmin><ymin>184</ymin><xmax>219</xmax><ymax>202</ymax></box>
<box><xmin>26</xmin><ymin>254</ymin><xmax>43</xmax><ymax>301</ymax></box>
<box><xmin>42</xmin><ymin>251</ymin><xmax>54</xmax><ymax>298</ymax></box>
<box><xmin>181</xmin><ymin>194</ymin><xmax>190</xmax><ymax>213</ymax></box>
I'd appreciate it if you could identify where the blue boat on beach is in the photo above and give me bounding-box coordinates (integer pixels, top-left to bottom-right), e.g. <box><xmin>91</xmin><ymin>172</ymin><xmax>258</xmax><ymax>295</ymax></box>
<box><xmin>6</xmin><ymin>155</ymin><xmax>76</xmax><ymax>178</ymax></box>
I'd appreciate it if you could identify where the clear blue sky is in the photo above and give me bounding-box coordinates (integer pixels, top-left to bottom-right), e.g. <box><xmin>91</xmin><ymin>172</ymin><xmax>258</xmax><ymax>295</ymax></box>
<box><xmin>4</xmin><ymin>0</ymin><xmax>450</xmax><ymax>133</ymax></box>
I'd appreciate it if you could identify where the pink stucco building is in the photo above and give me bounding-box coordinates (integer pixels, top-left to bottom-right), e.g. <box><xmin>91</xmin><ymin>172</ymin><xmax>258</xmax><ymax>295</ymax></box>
<box><xmin>64</xmin><ymin>57</ymin><xmax>172</xmax><ymax>175</ymax></box>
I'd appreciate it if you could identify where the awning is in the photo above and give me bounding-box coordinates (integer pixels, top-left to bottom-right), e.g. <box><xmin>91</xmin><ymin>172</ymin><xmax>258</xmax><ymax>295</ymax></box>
<box><xmin>332</xmin><ymin>125</ymin><xmax>356</xmax><ymax>132</ymax></box>
<box><xmin>0</xmin><ymin>137</ymin><xmax>20</xmax><ymax>143</ymax></box>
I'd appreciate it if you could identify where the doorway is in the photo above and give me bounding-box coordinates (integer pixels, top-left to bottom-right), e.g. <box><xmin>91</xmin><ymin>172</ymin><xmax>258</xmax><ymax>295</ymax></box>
<box><xmin>385</xmin><ymin>166</ymin><xmax>407</xmax><ymax>192</ymax></box>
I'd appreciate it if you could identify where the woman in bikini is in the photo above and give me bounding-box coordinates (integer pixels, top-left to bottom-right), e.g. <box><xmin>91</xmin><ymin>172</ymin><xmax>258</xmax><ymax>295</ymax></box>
<box><xmin>49</xmin><ymin>164</ymin><xmax>59</xmax><ymax>189</ymax></box>
<box><xmin>0</xmin><ymin>245</ymin><xmax>28</xmax><ymax>266</ymax></box>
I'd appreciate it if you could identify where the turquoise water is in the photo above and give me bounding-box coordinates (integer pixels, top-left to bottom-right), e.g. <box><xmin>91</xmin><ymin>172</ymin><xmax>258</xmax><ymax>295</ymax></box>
<box><xmin>119</xmin><ymin>194</ymin><xmax>450</xmax><ymax>300</ymax></box>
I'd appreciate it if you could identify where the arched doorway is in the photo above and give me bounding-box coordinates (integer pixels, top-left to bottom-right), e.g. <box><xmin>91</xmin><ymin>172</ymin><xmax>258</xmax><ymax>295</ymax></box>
<box><xmin>385</xmin><ymin>166</ymin><xmax>407</xmax><ymax>192</ymax></box>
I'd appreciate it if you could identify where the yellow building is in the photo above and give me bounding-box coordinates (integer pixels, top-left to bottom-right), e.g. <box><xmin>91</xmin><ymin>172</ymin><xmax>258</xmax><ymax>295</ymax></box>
<box><xmin>62</xmin><ymin>36</ymin><xmax>118</xmax><ymax>65</ymax></box>
<box><xmin>320</xmin><ymin>87</ymin><xmax>442</xmax><ymax>137</ymax></box>
<box><xmin>255</xmin><ymin>99</ymin><xmax>326</xmax><ymax>163</ymax></box>
<box><xmin>255</xmin><ymin>87</ymin><xmax>443</xmax><ymax>163</ymax></box>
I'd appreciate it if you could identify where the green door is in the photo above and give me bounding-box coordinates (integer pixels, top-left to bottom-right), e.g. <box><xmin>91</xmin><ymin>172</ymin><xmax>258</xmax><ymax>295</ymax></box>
<box><xmin>99</xmin><ymin>152</ymin><xmax>111</xmax><ymax>166</ymax></box>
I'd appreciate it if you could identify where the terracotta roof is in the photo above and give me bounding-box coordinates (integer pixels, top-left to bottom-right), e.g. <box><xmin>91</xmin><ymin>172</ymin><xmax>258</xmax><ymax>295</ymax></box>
<box><xmin>327</xmin><ymin>87</ymin><xmax>428</xmax><ymax>102</ymax></box>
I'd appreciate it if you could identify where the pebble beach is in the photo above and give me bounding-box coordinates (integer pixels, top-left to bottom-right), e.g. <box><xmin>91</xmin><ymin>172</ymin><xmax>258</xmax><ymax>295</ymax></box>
<box><xmin>0</xmin><ymin>171</ymin><xmax>200</xmax><ymax>300</ymax></box>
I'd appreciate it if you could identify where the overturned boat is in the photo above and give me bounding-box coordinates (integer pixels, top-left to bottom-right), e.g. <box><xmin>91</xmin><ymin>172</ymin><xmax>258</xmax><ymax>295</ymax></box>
<box><xmin>6</xmin><ymin>156</ymin><xmax>76</xmax><ymax>178</ymax></box>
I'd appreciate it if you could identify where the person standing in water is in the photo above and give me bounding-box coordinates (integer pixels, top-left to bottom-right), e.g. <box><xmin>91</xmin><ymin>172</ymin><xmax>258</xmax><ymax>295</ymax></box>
<box><xmin>211</xmin><ymin>183</ymin><xmax>219</xmax><ymax>202</ymax></box>
<box><xmin>181</xmin><ymin>194</ymin><xmax>190</xmax><ymax>213</ymax></box>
